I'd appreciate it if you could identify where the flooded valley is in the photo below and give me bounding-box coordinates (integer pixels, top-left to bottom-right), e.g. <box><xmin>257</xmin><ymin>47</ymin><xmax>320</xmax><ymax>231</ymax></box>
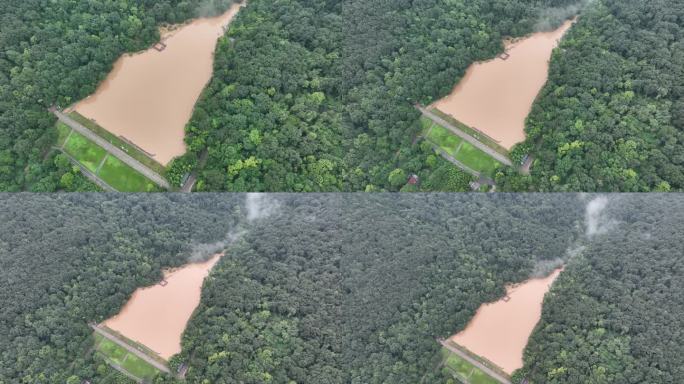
<box><xmin>432</xmin><ymin>20</ymin><xmax>575</xmax><ymax>150</ymax></box>
<box><xmin>103</xmin><ymin>254</ymin><xmax>222</xmax><ymax>359</ymax></box>
<box><xmin>450</xmin><ymin>268</ymin><xmax>563</xmax><ymax>374</ymax></box>
<box><xmin>73</xmin><ymin>4</ymin><xmax>242</xmax><ymax>165</ymax></box>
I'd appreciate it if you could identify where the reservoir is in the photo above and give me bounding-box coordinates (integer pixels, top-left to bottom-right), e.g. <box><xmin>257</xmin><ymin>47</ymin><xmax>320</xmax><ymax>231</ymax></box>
<box><xmin>432</xmin><ymin>20</ymin><xmax>574</xmax><ymax>150</ymax></box>
<box><xmin>103</xmin><ymin>254</ymin><xmax>222</xmax><ymax>359</ymax></box>
<box><xmin>450</xmin><ymin>268</ymin><xmax>562</xmax><ymax>374</ymax></box>
<box><xmin>73</xmin><ymin>4</ymin><xmax>242</xmax><ymax>165</ymax></box>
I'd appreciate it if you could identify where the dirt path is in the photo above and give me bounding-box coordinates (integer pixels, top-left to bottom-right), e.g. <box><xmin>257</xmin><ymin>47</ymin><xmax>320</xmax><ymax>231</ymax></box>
<box><xmin>91</xmin><ymin>324</ymin><xmax>171</xmax><ymax>374</ymax></box>
<box><xmin>51</xmin><ymin>108</ymin><xmax>170</xmax><ymax>189</ymax></box>
<box><xmin>417</xmin><ymin>106</ymin><xmax>512</xmax><ymax>166</ymax></box>
<box><xmin>180</xmin><ymin>173</ymin><xmax>196</xmax><ymax>193</ymax></box>
<box><xmin>438</xmin><ymin>339</ymin><xmax>512</xmax><ymax>384</ymax></box>
<box><xmin>180</xmin><ymin>149</ymin><xmax>208</xmax><ymax>192</ymax></box>
<box><xmin>521</xmin><ymin>155</ymin><xmax>534</xmax><ymax>175</ymax></box>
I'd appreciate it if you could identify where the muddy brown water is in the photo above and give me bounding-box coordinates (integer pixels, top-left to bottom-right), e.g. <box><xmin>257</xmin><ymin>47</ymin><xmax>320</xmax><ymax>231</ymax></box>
<box><xmin>73</xmin><ymin>4</ymin><xmax>242</xmax><ymax>165</ymax></box>
<box><xmin>103</xmin><ymin>254</ymin><xmax>222</xmax><ymax>359</ymax></box>
<box><xmin>450</xmin><ymin>268</ymin><xmax>563</xmax><ymax>374</ymax></box>
<box><xmin>432</xmin><ymin>20</ymin><xmax>574</xmax><ymax>150</ymax></box>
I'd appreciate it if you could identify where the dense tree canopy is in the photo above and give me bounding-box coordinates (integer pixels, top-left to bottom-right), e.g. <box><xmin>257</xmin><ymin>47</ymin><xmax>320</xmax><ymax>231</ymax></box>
<box><xmin>498</xmin><ymin>0</ymin><xmax>684</xmax><ymax>191</ymax></box>
<box><xmin>1</xmin><ymin>194</ymin><xmax>585</xmax><ymax>383</ymax></box>
<box><xmin>0</xmin><ymin>0</ymin><xmax>568</xmax><ymax>193</ymax></box>
<box><xmin>517</xmin><ymin>195</ymin><xmax>684</xmax><ymax>383</ymax></box>
<box><xmin>171</xmin><ymin>0</ymin><xmax>582</xmax><ymax>191</ymax></box>
<box><xmin>0</xmin><ymin>194</ymin><xmax>243</xmax><ymax>382</ymax></box>
<box><xmin>2</xmin><ymin>0</ymin><xmax>680</xmax><ymax>191</ymax></box>
<box><xmin>2</xmin><ymin>194</ymin><xmax>683</xmax><ymax>383</ymax></box>
<box><xmin>177</xmin><ymin>194</ymin><xmax>583</xmax><ymax>382</ymax></box>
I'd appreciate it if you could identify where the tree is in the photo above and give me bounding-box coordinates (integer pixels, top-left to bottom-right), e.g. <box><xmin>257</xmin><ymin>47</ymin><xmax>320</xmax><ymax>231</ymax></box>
<box><xmin>388</xmin><ymin>168</ymin><xmax>407</xmax><ymax>188</ymax></box>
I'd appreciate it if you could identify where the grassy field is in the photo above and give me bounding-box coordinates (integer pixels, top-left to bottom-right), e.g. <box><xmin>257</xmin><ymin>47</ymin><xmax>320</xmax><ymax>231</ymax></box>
<box><xmin>456</xmin><ymin>142</ymin><xmax>500</xmax><ymax>176</ymax></box>
<box><xmin>422</xmin><ymin>118</ymin><xmax>501</xmax><ymax>176</ymax></box>
<box><xmin>62</xmin><ymin>131</ymin><xmax>107</xmax><ymax>173</ymax></box>
<box><xmin>97</xmin><ymin>336</ymin><xmax>127</xmax><ymax>365</ymax></box>
<box><xmin>56</xmin><ymin>120</ymin><xmax>160</xmax><ymax>191</ymax></box>
<box><xmin>68</xmin><ymin>111</ymin><xmax>167</xmax><ymax>176</ymax></box>
<box><xmin>428</xmin><ymin>108</ymin><xmax>510</xmax><ymax>157</ymax></box>
<box><xmin>56</xmin><ymin>122</ymin><xmax>72</xmax><ymax>147</ymax></box>
<box><xmin>439</xmin><ymin>347</ymin><xmax>500</xmax><ymax>384</ymax></box>
<box><xmin>122</xmin><ymin>354</ymin><xmax>161</xmax><ymax>380</ymax></box>
<box><xmin>424</xmin><ymin>120</ymin><xmax>464</xmax><ymax>157</ymax></box>
<box><xmin>420</xmin><ymin>115</ymin><xmax>435</xmax><ymax>130</ymax></box>
<box><xmin>98</xmin><ymin>156</ymin><xmax>159</xmax><ymax>192</ymax></box>
<box><xmin>93</xmin><ymin>333</ymin><xmax>161</xmax><ymax>382</ymax></box>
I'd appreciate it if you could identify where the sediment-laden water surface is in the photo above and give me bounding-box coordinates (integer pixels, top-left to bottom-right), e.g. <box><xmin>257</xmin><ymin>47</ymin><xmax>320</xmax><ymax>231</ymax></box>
<box><xmin>103</xmin><ymin>254</ymin><xmax>222</xmax><ymax>359</ymax></box>
<box><xmin>73</xmin><ymin>4</ymin><xmax>242</xmax><ymax>165</ymax></box>
<box><xmin>432</xmin><ymin>20</ymin><xmax>574</xmax><ymax>150</ymax></box>
<box><xmin>450</xmin><ymin>268</ymin><xmax>563</xmax><ymax>374</ymax></box>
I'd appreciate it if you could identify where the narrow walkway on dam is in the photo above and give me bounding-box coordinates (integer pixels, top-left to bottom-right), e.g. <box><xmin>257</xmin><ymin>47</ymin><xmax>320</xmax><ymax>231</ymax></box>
<box><xmin>51</xmin><ymin>108</ymin><xmax>171</xmax><ymax>189</ymax></box>
<box><xmin>439</xmin><ymin>339</ymin><xmax>512</xmax><ymax>384</ymax></box>
<box><xmin>90</xmin><ymin>324</ymin><xmax>171</xmax><ymax>374</ymax></box>
<box><xmin>417</xmin><ymin>106</ymin><xmax>512</xmax><ymax>167</ymax></box>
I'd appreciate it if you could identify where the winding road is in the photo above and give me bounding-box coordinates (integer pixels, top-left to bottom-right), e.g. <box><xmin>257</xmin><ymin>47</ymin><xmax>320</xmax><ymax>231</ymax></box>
<box><xmin>439</xmin><ymin>339</ymin><xmax>512</xmax><ymax>384</ymax></box>
<box><xmin>91</xmin><ymin>324</ymin><xmax>171</xmax><ymax>374</ymax></box>
<box><xmin>417</xmin><ymin>106</ymin><xmax>512</xmax><ymax>166</ymax></box>
<box><xmin>51</xmin><ymin>109</ymin><xmax>170</xmax><ymax>189</ymax></box>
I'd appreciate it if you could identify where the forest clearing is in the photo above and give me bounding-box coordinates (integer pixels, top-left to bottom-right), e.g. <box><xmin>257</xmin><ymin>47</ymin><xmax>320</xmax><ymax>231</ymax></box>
<box><xmin>53</xmin><ymin>112</ymin><xmax>164</xmax><ymax>192</ymax></box>
<box><xmin>420</xmin><ymin>116</ymin><xmax>502</xmax><ymax>178</ymax></box>
<box><xmin>437</xmin><ymin>341</ymin><xmax>510</xmax><ymax>384</ymax></box>
<box><xmin>418</xmin><ymin>110</ymin><xmax>507</xmax><ymax>180</ymax></box>
<box><xmin>92</xmin><ymin>325</ymin><xmax>168</xmax><ymax>382</ymax></box>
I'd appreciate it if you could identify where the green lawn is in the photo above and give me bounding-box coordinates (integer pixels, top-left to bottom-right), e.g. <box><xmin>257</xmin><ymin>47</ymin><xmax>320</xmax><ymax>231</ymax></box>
<box><xmin>470</xmin><ymin>368</ymin><xmax>500</xmax><ymax>384</ymax></box>
<box><xmin>62</xmin><ymin>131</ymin><xmax>107</xmax><ymax>172</ymax></box>
<box><xmin>122</xmin><ymin>354</ymin><xmax>160</xmax><ymax>381</ymax></box>
<box><xmin>93</xmin><ymin>332</ymin><xmax>161</xmax><ymax>382</ymax></box>
<box><xmin>422</xmin><ymin>117</ymin><xmax>501</xmax><ymax>176</ymax></box>
<box><xmin>68</xmin><ymin>111</ymin><xmax>167</xmax><ymax>176</ymax></box>
<box><xmin>55</xmin><ymin>118</ymin><xmax>163</xmax><ymax>191</ymax></box>
<box><xmin>445</xmin><ymin>353</ymin><xmax>474</xmax><ymax>378</ymax></box>
<box><xmin>454</xmin><ymin>141</ymin><xmax>501</xmax><ymax>176</ymax></box>
<box><xmin>420</xmin><ymin>116</ymin><xmax>434</xmax><ymax>130</ymax></box>
<box><xmin>426</xmin><ymin>124</ymin><xmax>464</xmax><ymax>157</ymax></box>
<box><xmin>56</xmin><ymin>122</ymin><xmax>72</xmax><ymax>147</ymax></box>
<box><xmin>98</xmin><ymin>156</ymin><xmax>158</xmax><ymax>192</ymax></box>
<box><xmin>429</xmin><ymin>108</ymin><xmax>510</xmax><ymax>158</ymax></box>
<box><xmin>95</xmin><ymin>336</ymin><xmax>127</xmax><ymax>366</ymax></box>
<box><xmin>440</xmin><ymin>348</ymin><xmax>500</xmax><ymax>384</ymax></box>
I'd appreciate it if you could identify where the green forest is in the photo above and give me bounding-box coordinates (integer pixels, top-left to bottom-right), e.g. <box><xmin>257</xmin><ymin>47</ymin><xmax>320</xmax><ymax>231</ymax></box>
<box><xmin>517</xmin><ymin>195</ymin><xmax>684</xmax><ymax>383</ymax></box>
<box><xmin>169</xmin><ymin>0</ymin><xmax>583</xmax><ymax>192</ymax></box>
<box><xmin>498</xmin><ymin>0</ymin><xmax>684</xmax><ymax>192</ymax></box>
<box><xmin>0</xmin><ymin>194</ymin><xmax>244</xmax><ymax>382</ymax></box>
<box><xmin>175</xmin><ymin>194</ymin><xmax>582</xmax><ymax>383</ymax></box>
<box><xmin>0</xmin><ymin>0</ymin><xmax>240</xmax><ymax>191</ymax></box>
<box><xmin>2</xmin><ymin>194</ymin><xmax>682</xmax><ymax>383</ymax></box>
<box><xmin>11</xmin><ymin>0</ymin><xmax>673</xmax><ymax>192</ymax></box>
